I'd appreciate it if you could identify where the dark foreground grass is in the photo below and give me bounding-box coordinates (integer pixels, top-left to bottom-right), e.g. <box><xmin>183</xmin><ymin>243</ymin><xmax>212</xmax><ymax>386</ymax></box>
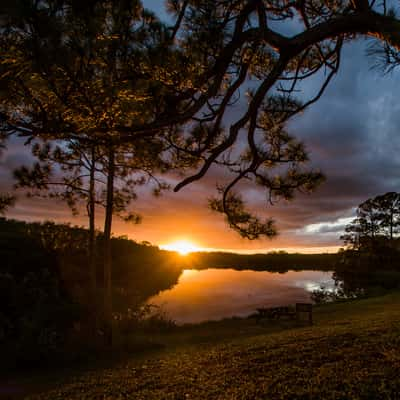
<box><xmin>7</xmin><ymin>293</ymin><xmax>400</xmax><ymax>399</ymax></box>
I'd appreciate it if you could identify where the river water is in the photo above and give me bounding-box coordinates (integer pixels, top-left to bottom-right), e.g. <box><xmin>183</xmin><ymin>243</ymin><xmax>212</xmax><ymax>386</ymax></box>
<box><xmin>148</xmin><ymin>268</ymin><xmax>335</xmax><ymax>324</ymax></box>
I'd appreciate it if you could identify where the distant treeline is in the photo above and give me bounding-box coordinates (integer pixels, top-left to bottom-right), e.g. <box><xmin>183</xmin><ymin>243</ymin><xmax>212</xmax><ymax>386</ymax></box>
<box><xmin>183</xmin><ymin>251</ymin><xmax>338</xmax><ymax>272</ymax></box>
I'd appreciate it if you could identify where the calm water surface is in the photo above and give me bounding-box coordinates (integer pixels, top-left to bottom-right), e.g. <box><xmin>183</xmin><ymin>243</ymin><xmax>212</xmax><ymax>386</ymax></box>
<box><xmin>148</xmin><ymin>268</ymin><xmax>335</xmax><ymax>324</ymax></box>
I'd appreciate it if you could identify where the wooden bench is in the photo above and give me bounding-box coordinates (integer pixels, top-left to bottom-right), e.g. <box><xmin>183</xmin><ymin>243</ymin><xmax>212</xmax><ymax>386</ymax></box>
<box><xmin>256</xmin><ymin>306</ymin><xmax>295</xmax><ymax>322</ymax></box>
<box><xmin>256</xmin><ymin>303</ymin><xmax>312</xmax><ymax>325</ymax></box>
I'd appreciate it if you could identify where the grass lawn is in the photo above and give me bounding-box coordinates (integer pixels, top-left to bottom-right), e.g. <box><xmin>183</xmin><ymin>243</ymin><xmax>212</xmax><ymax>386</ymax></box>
<box><xmin>4</xmin><ymin>292</ymin><xmax>400</xmax><ymax>399</ymax></box>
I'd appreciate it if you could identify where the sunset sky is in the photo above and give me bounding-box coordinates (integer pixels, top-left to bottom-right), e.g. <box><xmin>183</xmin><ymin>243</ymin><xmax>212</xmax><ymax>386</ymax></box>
<box><xmin>2</xmin><ymin>1</ymin><xmax>400</xmax><ymax>254</ymax></box>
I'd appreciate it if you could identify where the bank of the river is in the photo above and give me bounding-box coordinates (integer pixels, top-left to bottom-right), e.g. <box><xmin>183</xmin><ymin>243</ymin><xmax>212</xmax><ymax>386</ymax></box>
<box><xmin>5</xmin><ymin>291</ymin><xmax>399</xmax><ymax>399</ymax></box>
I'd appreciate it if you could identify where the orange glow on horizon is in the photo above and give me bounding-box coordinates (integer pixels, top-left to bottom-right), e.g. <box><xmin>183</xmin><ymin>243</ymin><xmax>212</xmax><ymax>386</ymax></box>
<box><xmin>159</xmin><ymin>243</ymin><xmax>340</xmax><ymax>255</ymax></box>
<box><xmin>160</xmin><ymin>240</ymin><xmax>200</xmax><ymax>255</ymax></box>
<box><xmin>8</xmin><ymin>196</ymin><xmax>343</xmax><ymax>255</ymax></box>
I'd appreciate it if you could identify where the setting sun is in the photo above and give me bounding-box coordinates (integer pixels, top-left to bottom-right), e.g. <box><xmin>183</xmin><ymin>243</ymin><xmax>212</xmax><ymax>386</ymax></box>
<box><xmin>161</xmin><ymin>240</ymin><xmax>200</xmax><ymax>256</ymax></box>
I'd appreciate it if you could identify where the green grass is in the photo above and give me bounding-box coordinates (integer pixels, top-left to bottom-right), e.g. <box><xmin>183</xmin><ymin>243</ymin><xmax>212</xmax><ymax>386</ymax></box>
<box><xmin>7</xmin><ymin>293</ymin><xmax>400</xmax><ymax>399</ymax></box>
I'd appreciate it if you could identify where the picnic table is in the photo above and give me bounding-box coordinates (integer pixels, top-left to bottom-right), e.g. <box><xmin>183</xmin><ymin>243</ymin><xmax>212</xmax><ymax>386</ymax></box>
<box><xmin>256</xmin><ymin>303</ymin><xmax>313</xmax><ymax>325</ymax></box>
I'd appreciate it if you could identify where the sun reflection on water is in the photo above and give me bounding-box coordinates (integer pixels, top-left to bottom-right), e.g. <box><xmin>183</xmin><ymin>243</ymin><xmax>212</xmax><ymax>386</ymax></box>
<box><xmin>148</xmin><ymin>269</ymin><xmax>335</xmax><ymax>324</ymax></box>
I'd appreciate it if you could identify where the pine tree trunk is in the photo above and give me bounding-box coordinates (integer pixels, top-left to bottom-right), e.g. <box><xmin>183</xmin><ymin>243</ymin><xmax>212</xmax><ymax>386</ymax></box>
<box><xmin>88</xmin><ymin>145</ymin><xmax>97</xmax><ymax>334</ymax></box>
<box><xmin>103</xmin><ymin>145</ymin><xmax>115</xmax><ymax>346</ymax></box>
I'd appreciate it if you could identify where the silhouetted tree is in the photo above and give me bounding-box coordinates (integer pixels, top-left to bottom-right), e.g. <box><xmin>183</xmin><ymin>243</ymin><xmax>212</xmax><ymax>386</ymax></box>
<box><xmin>341</xmin><ymin>192</ymin><xmax>400</xmax><ymax>251</ymax></box>
<box><xmin>0</xmin><ymin>0</ymin><xmax>176</xmax><ymax>344</ymax></box>
<box><xmin>13</xmin><ymin>138</ymin><xmax>169</xmax><ymax>327</ymax></box>
<box><xmin>14</xmin><ymin>141</ymin><xmax>100</xmax><ymax>304</ymax></box>
<box><xmin>341</xmin><ymin>198</ymin><xmax>381</xmax><ymax>251</ymax></box>
<box><xmin>374</xmin><ymin>192</ymin><xmax>400</xmax><ymax>240</ymax></box>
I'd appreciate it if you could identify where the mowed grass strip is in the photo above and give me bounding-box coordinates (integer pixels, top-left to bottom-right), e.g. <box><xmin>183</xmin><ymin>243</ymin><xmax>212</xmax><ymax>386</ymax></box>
<box><xmin>28</xmin><ymin>293</ymin><xmax>400</xmax><ymax>400</ymax></box>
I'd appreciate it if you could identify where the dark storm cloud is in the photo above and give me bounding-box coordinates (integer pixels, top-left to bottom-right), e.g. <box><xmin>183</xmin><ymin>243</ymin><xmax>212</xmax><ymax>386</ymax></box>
<box><xmin>270</xmin><ymin>39</ymin><xmax>400</xmax><ymax>245</ymax></box>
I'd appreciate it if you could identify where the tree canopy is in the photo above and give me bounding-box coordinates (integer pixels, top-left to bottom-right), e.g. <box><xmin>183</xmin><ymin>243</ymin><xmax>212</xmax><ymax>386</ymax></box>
<box><xmin>1</xmin><ymin>0</ymin><xmax>400</xmax><ymax>238</ymax></box>
<box><xmin>341</xmin><ymin>192</ymin><xmax>400</xmax><ymax>251</ymax></box>
<box><xmin>0</xmin><ymin>0</ymin><xmax>185</xmax><ymax>343</ymax></box>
